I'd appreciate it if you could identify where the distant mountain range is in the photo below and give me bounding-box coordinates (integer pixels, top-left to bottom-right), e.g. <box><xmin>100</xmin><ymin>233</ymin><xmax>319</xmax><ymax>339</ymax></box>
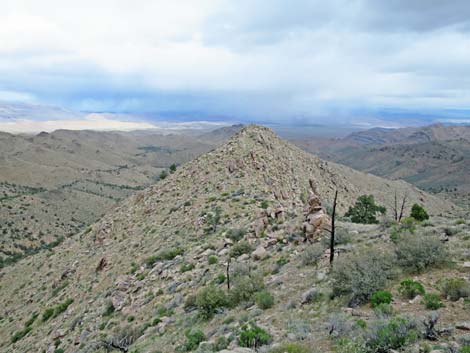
<box><xmin>293</xmin><ymin>123</ymin><xmax>470</xmax><ymax>206</ymax></box>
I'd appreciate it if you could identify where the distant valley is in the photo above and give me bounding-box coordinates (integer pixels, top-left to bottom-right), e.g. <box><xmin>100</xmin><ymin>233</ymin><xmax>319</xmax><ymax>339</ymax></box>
<box><xmin>0</xmin><ymin>125</ymin><xmax>242</xmax><ymax>267</ymax></box>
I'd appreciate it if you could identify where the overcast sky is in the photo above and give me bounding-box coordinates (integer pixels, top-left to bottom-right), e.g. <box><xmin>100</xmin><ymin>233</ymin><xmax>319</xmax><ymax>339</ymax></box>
<box><xmin>1</xmin><ymin>0</ymin><xmax>470</xmax><ymax>125</ymax></box>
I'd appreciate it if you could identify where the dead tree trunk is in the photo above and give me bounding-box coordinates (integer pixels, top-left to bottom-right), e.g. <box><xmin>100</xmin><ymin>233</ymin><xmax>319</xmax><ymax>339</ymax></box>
<box><xmin>226</xmin><ymin>257</ymin><xmax>231</xmax><ymax>291</ymax></box>
<box><xmin>329</xmin><ymin>190</ymin><xmax>338</xmax><ymax>265</ymax></box>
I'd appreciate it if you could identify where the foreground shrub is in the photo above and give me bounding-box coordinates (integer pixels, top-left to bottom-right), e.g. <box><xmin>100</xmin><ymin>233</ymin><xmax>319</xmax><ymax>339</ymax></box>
<box><xmin>195</xmin><ymin>285</ymin><xmax>228</xmax><ymax>319</ymax></box>
<box><xmin>421</xmin><ymin>293</ymin><xmax>444</xmax><ymax>310</ymax></box>
<box><xmin>398</xmin><ymin>279</ymin><xmax>425</xmax><ymax>299</ymax></box>
<box><xmin>371</xmin><ymin>291</ymin><xmax>393</xmax><ymax>308</ymax></box>
<box><xmin>364</xmin><ymin>316</ymin><xmax>419</xmax><ymax>352</ymax></box>
<box><xmin>255</xmin><ymin>290</ymin><xmax>274</xmax><ymax>309</ymax></box>
<box><xmin>395</xmin><ymin>235</ymin><xmax>447</xmax><ymax>273</ymax></box>
<box><xmin>239</xmin><ymin>321</ymin><xmax>271</xmax><ymax>349</ymax></box>
<box><xmin>331</xmin><ymin>248</ymin><xmax>398</xmax><ymax>306</ymax></box>
<box><xmin>441</xmin><ymin>278</ymin><xmax>470</xmax><ymax>301</ymax></box>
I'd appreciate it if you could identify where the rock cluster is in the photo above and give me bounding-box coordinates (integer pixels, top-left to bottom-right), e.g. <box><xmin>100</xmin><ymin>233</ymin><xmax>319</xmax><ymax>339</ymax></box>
<box><xmin>302</xmin><ymin>180</ymin><xmax>328</xmax><ymax>241</ymax></box>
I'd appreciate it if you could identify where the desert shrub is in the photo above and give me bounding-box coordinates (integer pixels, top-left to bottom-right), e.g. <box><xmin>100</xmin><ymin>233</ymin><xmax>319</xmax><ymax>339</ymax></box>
<box><xmin>301</xmin><ymin>243</ymin><xmax>324</xmax><ymax>266</ymax></box>
<box><xmin>321</xmin><ymin>228</ymin><xmax>351</xmax><ymax>247</ymax></box>
<box><xmin>398</xmin><ymin>279</ymin><xmax>425</xmax><ymax>299</ymax></box>
<box><xmin>229</xmin><ymin>241</ymin><xmax>253</xmax><ymax>258</ymax></box>
<box><xmin>180</xmin><ymin>263</ymin><xmax>195</xmax><ymax>272</ymax></box>
<box><xmin>226</xmin><ymin>228</ymin><xmax>246</xmax><ymax>242</ymax></box>
<box><xmin>42</xmin><ymin>298</ymin><xmax>73</xmax><ymax>322</ymax></box>
<box><xmin>444</xmin><ymin>226</ymin><xmax>459</xmax><ymax>236</ymax></box>
<box><xmin>441</xmin><ymin>278</ymin><xmax>470</xmax><ymax>301</ymax></box>
<box><xmin>374</xmin><ymin>303</ymin><xmax>394</xmax><ymax>317</ymax></box>
<box><xmin>181</xmin><ymin>328</ymin><xmax>205</xmax><ymax>351</ymax></box>
<box><xmin>195</xmin><ymin>285</ymin><xmax>228</xmax><ymax>319</ymax></box>
<box><xmin>269</xmin><ymin>342</ymin><xmax>311</xmax><ymax>353</ymax></box>
<box><xmin>159</xmin><ymin>170</ymin><xmax>168</xmax><ymax>180</ymax></box>
<box><xmin>345</xmin><ymin>195</ymin><xmax>386</xmax><ymax>224</ymax></box>
<box><xmin>145</xmin><ymin>247</ymin><xmax>184</xmax><ymax>267</ymax></box>
<box><xmin>215</xmin><ymin>273</ymin><xmax>226</xmax><ymax>284</ymax></box>
<box><xmin>214</xmin><ymin>336</ymin><xmax>230</xmax><ymax>351</ymax></box>
<box><xmin>395</xmin><ymin>235</ymin><xmax>447</xmax><ymax>273</ymax></box>
<box><xmin>239</xmin><ymin>321</ymin><xmax>271</xmax><ymax>349</ymax></box>
<box><xmin>371</xmin><ymin>291</ymin><xmax>393</xmax><ymax>308</ymax></box>
<box><xmin>11</xmin><ymin>326</ymin><xmax>32</xmax><ymax>343</ymax></box>
<box><xmin>364</xmin><ymin>316</ymin><xmax>419</xmax><ymax>352</ymax></box>
<box><xmin>331</xmin><ymin>248</ymin><xmax>398</xmax><ymax>306</ymax></box>
<box><xmin>208</xmin><ymin>255</ymin><xmax>218</xmax><ymax>265</ymax></box>
<box><xmin>103</xmin><ymin>300</ymin><xmax>115</xmax><ymax>316</ymax></box>
<box><xmin>410</xmin><ymin>204</ymin><xmax>429</xmax><ymax>222</ymax></box>
<box><xmin>229</xmin><ymin>272</ymin><xmax>265</xmax><ymax>306</ymax></box>
<box><xmin>255</xmin><ymin>290</ymin><xmax>274</xmax><ymax>309</ymax></box>
<box><xmin>105</xmin><ymin>326</ymin><xmax>142</xmax><ymax>352</ymax></box>
<box><xmin>421</xmin><ymin>293</ymin><xmax>444</xmax><ymax>310</ymax></box>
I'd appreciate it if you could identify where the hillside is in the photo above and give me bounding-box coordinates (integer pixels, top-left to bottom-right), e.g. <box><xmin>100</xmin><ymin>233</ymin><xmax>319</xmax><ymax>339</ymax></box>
<box><xmin>293</xmin><ymin>124</ymin><xmax>470</xmax><ymax>206</ymax></box>
<box><xmin>0</xmin><ymin>126</ymin><xmax>242</xmax><ymax>267</ymax></box>
<box><xmin>1</xmin><ymin>125</ymin><xmax>465</xmax><ymax>353</ymax></box>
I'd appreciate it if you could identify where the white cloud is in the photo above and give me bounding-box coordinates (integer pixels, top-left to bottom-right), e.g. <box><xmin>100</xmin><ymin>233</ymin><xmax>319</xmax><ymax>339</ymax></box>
<box><xmin>1</xmin><ymin>0</ymin><xmax>470</xmax><ymax>119</ymax></box>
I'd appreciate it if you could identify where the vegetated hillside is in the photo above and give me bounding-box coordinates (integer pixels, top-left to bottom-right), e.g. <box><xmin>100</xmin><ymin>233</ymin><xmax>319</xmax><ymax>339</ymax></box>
<box><xmin>0</xmin><ymin>126</ymin><xmax>242</xmax><ymax>267</ymax></box>
<box><xmin>1</xmin><ymin>125</ymin><xmax>465</xmax><ymax>353</ymax></box>
<box><xmin>293</xmin><ymin>124</ymin><xmax>470</xmax><ymax>206</ymax></box>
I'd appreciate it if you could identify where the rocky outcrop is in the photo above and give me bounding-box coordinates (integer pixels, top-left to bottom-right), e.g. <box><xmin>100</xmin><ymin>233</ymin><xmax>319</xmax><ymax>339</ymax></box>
<box><xmin>302</xmin><ymin>180</ymin><xmax>328</xmax><ymax>241</ymax></box>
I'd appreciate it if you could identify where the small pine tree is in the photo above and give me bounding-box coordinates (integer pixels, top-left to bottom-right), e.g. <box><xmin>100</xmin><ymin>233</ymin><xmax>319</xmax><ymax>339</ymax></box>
<box><xmin>410</xmin><ymin>204</ymin><xmax>429</xmax><ymax>222</ymax></box>
<box><xmin>169</xmin><ymin>164</ymin><xmax>177</xmax><ymax>173</ymax></box>
<box><xmin>345</xmin><ymin>195</ymin><xmax>386</xmax><ymax>224</ymax></box>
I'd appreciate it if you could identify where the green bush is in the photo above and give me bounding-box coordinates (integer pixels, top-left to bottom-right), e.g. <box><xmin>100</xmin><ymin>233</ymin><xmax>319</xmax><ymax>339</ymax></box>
<box><xmin>229</xmin><ymin>241</ymin><xmax>253</xmax><ymax>258</ymax></box>
<box><xmin>11</xmin><ymin>326</ymin><xmax>32</xmax><ymax>343</ymax></box>
<box><xmin>364</xmin><ymin>316</ymin><xmax>419</xmax><ymax>352</ymax></box>
<box><xmin>239</xmin><ymin>321</ymin><xmax>271</xmax><ymax>349</ymax></box>
<box><xmin>345</xmin><ymin>195</ymin><xmax>386</xmax><ymax>224</ymax></box>
<box><xmin>182</xmin><ymin>328</ymin><xmax>205</xmax><ymax>351</ymax></box>
<box><xmin>371</xmin><ymin>291</ymin><xmax>393</xmax><ymax>308</ymax></box>
<box><xmin>42</xmin><ymin>298</ymin><xmax>73</xmax><ymax>322</ymax></box>
<box><xmin>301</xmin><ymin>244</ymin><xmax>324</xmax><ymax>266</ymax></box>
<box><xmin>410</xmin><ymin>204</ymin><xmax>429</xmax><ymax>222</ymax></box>
<box><xmin>421</xmin><ymin>293</ymin><xmax>444</xmax><ymax>310</ymax></box>
<box><xmin>441</xmin><ymin>278</ymin><xmax>470</xmax><ymax>301</ymax></box>
<box><xmin>195</xmin><ymin>285</ymin><xmax>228</xmax><ymax>319</ymax></box>
<box><xmin>331</xmin><ymin>248</ymin><xmax>397</xmax><ymax>306</ymax></box>
<box><xmin>460</xmin><ymin>346</ymin><xmax>470</xmax><ymax>353</ymax></box>
<box><xmin>395</xmin><ymin>235</ymin><xmax>447</xmax><ymax>273</ymax></box>
<box><xmin>398</xmin><ymin>279</ymin><xmax>425</xmax><ymax>299</ymax></box>
<box><xmin>208</xmin><ymin>255</ymin><xmax>218</xmax><ymax>265</ymax></box>
<box><xmin>255</xmin><ymin>290</ymin><xmax>274</xmax><ymax>309</ymax></box>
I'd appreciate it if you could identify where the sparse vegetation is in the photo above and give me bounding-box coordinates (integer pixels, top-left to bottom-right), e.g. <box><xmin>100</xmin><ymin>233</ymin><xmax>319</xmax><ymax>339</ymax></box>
<box><xmin>42</xmin><ymin>298</ymin><xmax>73</xmax><ymax>322</ymax></box>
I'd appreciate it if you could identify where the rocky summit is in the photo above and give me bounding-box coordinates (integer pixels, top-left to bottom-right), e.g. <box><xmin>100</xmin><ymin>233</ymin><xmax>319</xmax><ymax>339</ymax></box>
<box><xmin>1</xmin><ymin>125</ymin><xmax>466</xmax><ymax>353</ymax></box>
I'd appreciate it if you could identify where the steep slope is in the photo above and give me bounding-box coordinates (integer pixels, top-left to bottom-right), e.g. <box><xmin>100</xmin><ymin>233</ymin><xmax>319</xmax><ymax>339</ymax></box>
<box><xmin>0</xmin><ymin>125</ymin><xmax>458</xmax><ymax>353</ymax></box>
<box><xmin>0</xmin><ymin>126</ymin><xmax>238</xmax><ymax>267</ymax></box>
<box><xmin>293</xmin><ymin>124</ymin><xmax>470</xmax><ymax>206</ymax></box>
